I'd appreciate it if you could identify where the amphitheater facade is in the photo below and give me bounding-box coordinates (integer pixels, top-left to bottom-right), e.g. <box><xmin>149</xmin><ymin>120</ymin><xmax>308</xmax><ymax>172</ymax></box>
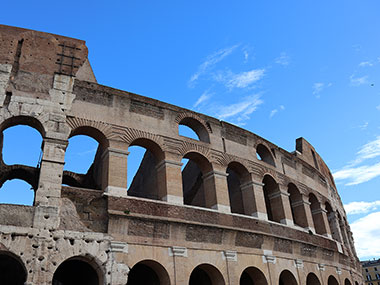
<box><xmin>0</xmin><ymin>25</ymin><xmax>363</xmax><ymax>285</ymax></box>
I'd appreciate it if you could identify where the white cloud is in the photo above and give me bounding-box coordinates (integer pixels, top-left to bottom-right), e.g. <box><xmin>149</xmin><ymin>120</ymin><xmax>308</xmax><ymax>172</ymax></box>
<box><xmin>350</xmin><ymin>74</ymin><xmax>368</xmax><ymax>86</ymax></box>
<box><xmin>216</xmin><ymin>94</ymin><xmax>263</xmax><ymax>122</ymax></box>
<box><xmin>359</xmin><ymin>121</ymin><xmax>369</xmax><ymax>130</ymax></box>
<box><xmin>351</xmin><ymin>211</ymin><xmax>380</xmax><ymax>259</ymax></box>
<box><xmin>275</xmin><ymin>52</ymin><xmax>290</xmax><ymax>66</ymax></box>
<box><xmin>359</xmin><ymin>61</ymin><xmax>373</xmax><ymax>67</ymax></box>
<box><xmin>214</xmin><ymin>69</ymin><xmax>265</xmax><ymax>89</ymax></box>
<box><xmin>333</xmin><ymin>161</ymin><xmax>380</xmax><ymax>185</ymax></box>
<box><xmin>344</xmin><ymin>201</ymin><xmax>380</xmax><ymax>215</ymax></box>
<box><xmin>188</xmin><ymin>45</ymin><xmax>239</xmax><ymax>86</ymax></box>
<box><xmin>193</xmin><ymin>90</ymin><xmax>212</xmax><ymax>108</ymax></box>
<box><xmin>312</xmin><ymin>82</ymin><xmax>332</xmax><ymax>98</ymax></box>
<box><xmin>269</xmin><ymin>105</ymin><xmax>285</xmax><ymax>118</ymax></box>
<box><xmin>334</xmin><ymin>136</ymin><xmax>380</xmax><ymax>185</ymax></box>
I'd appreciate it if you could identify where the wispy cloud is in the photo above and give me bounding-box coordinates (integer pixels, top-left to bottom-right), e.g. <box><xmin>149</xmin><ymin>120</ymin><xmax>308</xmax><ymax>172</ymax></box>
<box><xmin>193</xmin><ymin>90</ymin><xmax>212</xmax><ymax>108</ymax></box>
<box><xmin>188</xmin><ymin>45</ymin><xmax>239</xmax><ymax>87</ymax></box>
<box><xmin>350</xmin><ymin>74</ymin><xmax>368</xmax><ymax>86</ymax></box>
<box><xmin>359</xmin><ymin>121</ymin><xmax>369</xmax><ymax>130</ymax></box>
<box><xmin>333</xmin><ymin>136</ymin><xmax>380</xmax><ymax>185</ymax></box>
<box><xmin>345</xmin><ymin>200</ymin><xmax>380</xmax><ymax>215</ymax></box>
<box><xmin>215</xmin><ymin>94</ymin><xmax>263</xmax><ymax>122</ymax></box>
<box><xmin>376</xmin><ymin>104</ymin><xmax>380</xmax><ymax>111</ymax></box>
<box><xmin>270</xmin><ymin>105</ymin><xmax>285</xmax><ymax>118</ymax></box>
<box><xmin>359</xmin><ymin>61</ymin><xmax>373</xmax><ymax>67</ymax></box>
<box><xmin>312</xmin><ymin>82</ymin><xmax>332</xmax><ymax>98</ymax></box>
<box><xmin>214</xmin><ymin>69</ymin><xmax>265</xmax><ymax>89</ymax></box>
<box><xmin>351</xmin><ymin>211</ymin><xmax>380</xmax><ymax>259</ymax></box>
<box><xmin>275</xmin><ymin>52</ymin><xmax>290</xmax><ymax>66</ymax></box>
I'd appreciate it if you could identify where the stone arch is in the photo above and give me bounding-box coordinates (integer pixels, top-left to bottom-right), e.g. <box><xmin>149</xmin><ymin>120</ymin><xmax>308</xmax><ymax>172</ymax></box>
<box><xmin>262</xmin><ymin>174</ymin><xmax>282</xmax><ymax>223</ymax></box>
<box><xmin>182</xmin><ymin>151</ymin><xmax>215</xmax><ymax>208</ymax></box>
<box><xmin>189</xmin><ymin>263</ymin><xmax>225</xmax><ymax>285</ymax></box>
<box><xmin>226</xmin><ymin>161</ymin><xmax>251</xmax><ymax>215</ymax></box>
<box><xmin>279</xmin><ymin>270</ymin><xmax>298</xmax><ymax>285</ymax></box>
<box><xmin>127</xmin><ymin>137</ymin><xmax>166</xmax><ymax>200</ymax></box>
<box><xmin>256</xmin><ymin>143</ymin><xmax>275</xmax><ymax>167</ymax></box>
<box><xmin>288</xmin><ymin>183</ymin><xmax>308</xmax><ymax>228</ymax></box>
<box><xmin>0</xmin><ymin>115</ymin><xmax>46</xmax><ymax>137</ymax></box>
<box><xmin>328</xmin><ymin>275</ymin><xmax>339</xmax><ymax>285</ymax></box>
<box><xmin>69</xmin><ymin>125</ymin><xmax>109</xmax><ymax>148</ymax></box>
<box><xmin>309</xmin><ymin>193</ymin><xmax>325</xmax><ymax>234</ymax></box>
<box><xmin>345</xmin><ymin>278</ymin><xmax>352</xmax><ymax>285</ymax></box>
<box><xmin>127</xmin><ymin>259</ymin><xmax>170</xmax><ymax>285</ymax></box>
<box><xmin>240</xmin><ymin>266</ymin><xmax>268</xmax><ymax>285</ymax></box>
<box><xmin>175</xmin><ymin>112</ymin><xmax>211</xmax><ymax>143</ymax></box>
<box><xmin>0</xmin><ymin>250</ymin><xmax>28</xmax><ymax>285</ymax></box>
<box><xmin>52</xmin><ymin>255</ymin><xmax>104</xmax><ymax>285</ymax></box>
<box><xmin>306</xmin><ymin>272</ymin><xmax>321</xmax><ymax>285</ymax></box>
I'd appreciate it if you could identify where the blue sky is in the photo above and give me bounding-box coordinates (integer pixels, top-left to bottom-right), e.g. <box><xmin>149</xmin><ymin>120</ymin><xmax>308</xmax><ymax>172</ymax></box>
<box><xmin>1</xmin><ymin>0</ymin><xmax>380</xmax><ymax>259</ymax></box>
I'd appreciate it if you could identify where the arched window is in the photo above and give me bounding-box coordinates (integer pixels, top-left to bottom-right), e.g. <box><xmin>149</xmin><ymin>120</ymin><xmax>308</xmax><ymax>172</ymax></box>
<box><xmin>337</xmin><ymin>212</ymin><xmax>349</xmax><ymax>247</ymax></box>
<box><xmin>0</xmin><ymin>117</ymin><xmax>43</xmax><ymax>206</ymax></box>
<box><xmin>256</xmin><ymin>144</ymin><xmax>275</xmax><ymax>166</ymax></box>
<box><xmin>182</xmin><ymin>152</ymin><xmax>214</xmax><ymax>209</ymax></box>
<box><xmin>325</xmin><ymin>202</ymin><xmax>341</xmax><ymax>242</ymax></box>
<box><xmin>226</xmin><ymin>162</ymin><xmax>250</xmax><ymax>215</ymax></box>
<box><xmin>189</xmin><ymin>264</ymin><xmax>225</xmax><ymax>285</ymax></box>
<box><xmin>127</xmin><ymin>260</ymin><xmax>170</xmax><ymax>285</ymax></box>
<box><xmin>288</xmin><ymin>183</ymin><xmax>308</xmax><ymax>228</ymax></box>
<box><xmin>279</xmin><ymin>270</ymin><xmax>298</xmax><ymax>285</ymax></box>
<box><xmin>52</xmin><ymin>256</ymin><xmax>102</xmax><ymax>285</ymax></box>
<box><xmin>328</xmin><ymin>275</ymin><xmax>339</xmax><ymax>285</ymax></box>
<box><xmin>179</xmin><ymin>124</ymin><xmax>200</xmax><ymax>141</ymax></box>
<box><xmin>0</xmin><ymin>251</ymin><xmax>27</xmax><ymax>285</ymax></box>
<box><xmin>306</xmin><ymin>273</ymin><xmax>321</xmax><ymax>285</ymax></box>
<box><xmin>178</xmin><ymin>117</ymin><xmax>210</xmax><ymax>143</ymax></box>
<box><xmin>240</xmin><ymin>267</ymin><xmax>267</xmax><ymax>285</ymax></box>
<box><xmin>127</xmin><ymin>138</ymin><xmax>165</xmax><ymax>201</ymax></box>
<box><xmin>345</xmin><ymin>279</ymin><xmax>352</xmax><ymax>285</ymax></box>
<box><xmin>263</xmin><ymin>175</ymin><xmax>280</xmax><ymax>222</ymax></box>
<box><xmin>309</xmin><ymin>193</ymin><xmax>324</xmax><ymax>234</ymax></box>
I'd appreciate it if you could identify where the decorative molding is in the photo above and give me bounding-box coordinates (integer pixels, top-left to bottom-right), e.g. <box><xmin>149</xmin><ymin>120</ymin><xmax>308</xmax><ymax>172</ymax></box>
<box><xmin>295</xmin><ymin>259</ymin><xmax>304</xmax><ymax>269</ymax></box>
<box><xmin>175</xmin><ymin>111</ymin><xmax>212</xmax><ymax>133</ymax></box>
<box><xmin>66</xmin><ymin>116</ymin><xmax>114</xmax><ymax>139</ymax></box>
<box><xmin>318</xmin><ymin>264</ymin><xmax>326</xmax><ymax>271</ymax></box>
<box><xmin>120</xmin><ymin>127</ymin><xmax>163</xmax><ymax>147</ymax></box>
<box><xmin>169</xmin><ymin>246</ymin><xmax>187</xmax><ymax>257</ymax></box>
<box><xmin>110</xmin><ymin>241</ymin><xmax>128</xmax><ymax>253</ymax></box>
<box><xmin>222</xmin><ymin>250</ymin><xmax>237</xmax><ymax>262</ymax></box>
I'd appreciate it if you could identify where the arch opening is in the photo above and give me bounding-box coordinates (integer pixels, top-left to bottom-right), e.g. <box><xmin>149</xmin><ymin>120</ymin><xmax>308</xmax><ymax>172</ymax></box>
<box><xmin>309</xmin><ymin>193</ymin><xmax>325</xmax><ymax>234</ymax></box>
<box><xmin>182</xmin><ymin>152</ymin><xmax>214</xmax><ymax>208</ymax></box>
<box><xmin>328</xmin><ymin>275</ymin><xmax>339</xmax><ymax>285</ymax></box>
<box><xmin>0</xmin><ymin>251</ymin><xmax>27</xmax><ymax>285</ymax></box>
<box><xmin>189</xmin><ymin>264</ymin><xmax>225</xmax><ymax>285</ymax></box>
<box><xmin>288</xmin><ymin>183</ymin><xmax>307</xmax><ymax>228</ymax></box>
<box><xmin>279</xmin><ymin>270</ymin><xmax>298</xmax><ymax>285</ymax></box>
<box><xmin>240</xmin><ymin>267</ymin><xmax>267</xmax><ymax>285</ymax></box>
<box><xmin>345</xmin><ymin>279</ymin><xmax>352</xmax><ymax>285</ymax></box>
<box><xmin>325</xmin><ymin>202</ymin><xmax>341</xmax><ymax>242</ymax></box>
<box><xmin>179</xmin><ymin>117</ymin><xmax>210</xmax><ymax>143</ymax></box>
<box><xmin>127</xmin><ymin>260</ymin><xmax>170</xmax><ymax>285</ymax></box>
<box><xmin>306</xmin><ymin>273</ymin><xmax>321</xmax><ymax>285</ymax></box>
<box><xmin>0</xmin><ymin>179</ymin><xmax>34</xmax><ymax>206</ymax></box>
<box><xmin>227</xmin><ymin>162</ymin><xmax>250</xmax><ymax>215</ymax></box>
<box><xmin>52</xmin><ymin>257</ymin><xmax>101</xmax><ymax>285</ymax></box>
<box><xmin>263</xmin><ymin>175</ymin><xmax>281</xmax><ymax>223</ymax></box>
<box><xmin>179</xmin><ymin>124</ymin><xmax>200</xmax><ymax>141</ymax></box>
<box><xmin>63</xmin><ymin>135</ymin><xmax>101</xmax><ymax>190</ymax></box>
<box><xmin>127</xmin><ymin>139</ymin><xmax>165</xmax><ymax>201</ymax></box>
<box><xmin>256</xmin><ymin>144</ymin><xmax>275</xmax><ymax>166</ymax></box>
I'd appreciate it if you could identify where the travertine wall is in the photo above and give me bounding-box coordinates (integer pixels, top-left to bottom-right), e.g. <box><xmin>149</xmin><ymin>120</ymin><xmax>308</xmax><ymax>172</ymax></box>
<box><xmin>0</xmin><ymin>24</ymin><xmax>363</xmax><ymax>285</ymax></box>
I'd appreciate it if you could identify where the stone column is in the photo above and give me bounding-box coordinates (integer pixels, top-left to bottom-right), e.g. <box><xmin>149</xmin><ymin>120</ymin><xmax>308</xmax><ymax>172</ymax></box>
<box><xmin>328</xmin><ymin>211</ymin><xmax>343</xmax><ymax>242</ymax></box>
<box><xmin>268</xmin><ymin>185</ymin><xmax>294</xmax><ymax>225</ymax></box>
<box><xmin>240</xmin><ymin>175</ymin><xmax>267</xmax><ymax>219</ymax></box>
<box><xmin>102</xmin><ymin>140</ymin><xmax>129</xmax><ymax>197</ymax></box>
<box><xmin>202</xmin><ymin>169</ymin><xmax>231</xmax><ymax>213</ymax></box>
<box><xmin>311</xmin><ymin>207</ymin><xmax>331</xmax><ymax>237</ymax></box>
<box><xmin>293</xmin><ymin>194</ymin><xmax>315</xmax><ymax>231</ymax></box>
<box><xmin>33</xmin><ymin>137</ymin><xmax>67</xmax><ymax>229</ymax></box>
<box><xmin>223</xmin><ymin>251</ymin><xmax>238</xmax><ymax>285</ymax></box>
<box><xmin>169</xmin><ymin>246</ymin><xmax>188</xmax><ymax>285</ymax></box>
<box><xmin>156</xmin><ymin>158</ymin><xmax>183</xmax><ymax>205</ymax></box>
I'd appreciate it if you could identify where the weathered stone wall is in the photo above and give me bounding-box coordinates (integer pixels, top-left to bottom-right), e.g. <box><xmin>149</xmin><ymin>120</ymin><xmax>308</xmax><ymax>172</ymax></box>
<box><xmin>0</xmin><ymin>24</ymin><xmax>362</xmax><ymax>285</ymax></box>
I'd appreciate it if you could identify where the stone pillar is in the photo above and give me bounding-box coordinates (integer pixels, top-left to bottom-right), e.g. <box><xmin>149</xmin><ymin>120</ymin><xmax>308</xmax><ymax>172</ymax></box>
<box><xmin>223</xmin><ymin>250</ymin><xmax>238</xmax><ymax>285</ymax></box>
<box><xmin>328</xmin><ymin>211</ymin><xmax>343</xmax><ymax>242</ymax></box>
<box><xmin>311</xmin><ymin>207</ymin><xmax>331</xmax><ymax>237</ymax></box>
<box><xmin>102</xmin><ymin>140</ymin><xmax>129</xmax><ymax>197</ymax></box>
<box><xmin>156</xmin><ymin>159</ymin><xmax>183</xmax><ymax>205</ymax></box>
<box><xmin>169</xmin><ymin>246</ymin><xmax>188</xmax><ymax>285</ymax></box>
<box><xmin>268</xmin><ymin>185</ymin><xmax>294</xmax><ymax>225</ymax></box>
<box><xmin>33</xmin><ymin>137</ymin><xmax>67</xmax><ymax>229</ymax></box>
<box><xmin>202</xmin><ymin>169</ymin><xmax>231</xmax><ymax>213</ymax></box>
<box><xmin>240</xmin><ymin>176</ymin><xmax>267</xmax><ymax>219</ymax></box>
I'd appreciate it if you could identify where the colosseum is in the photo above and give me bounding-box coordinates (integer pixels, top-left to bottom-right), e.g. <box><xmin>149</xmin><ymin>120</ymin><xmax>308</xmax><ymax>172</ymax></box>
<box><xmin>0</xmin><ymin>25</ymin><xmax>363</xmax><ymax>285</ymax></box>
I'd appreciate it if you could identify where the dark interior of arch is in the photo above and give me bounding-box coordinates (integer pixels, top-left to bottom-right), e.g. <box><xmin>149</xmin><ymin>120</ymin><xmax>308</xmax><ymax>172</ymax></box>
<box><xmin>189</xmin><ymin>267</ymin><xmax>212</xmax><ymax>285</ymax></box>
<box><xmin>279</xmin><ymin>270</ymin><xmax>297</xmax><ymax>285</ymax></box>
<box><xmin>52</xmin><ymin>259</ymin><xmax>99</xmax><ymax>285</ymax></box>
<box><xmin>182</xmin><ymin>159</ymin><xmax>205</xmax><ymax>207</ymax></box>
<box><xmin>263</xmin><ymin>175</ymin><xmax>278</xmax><ymax>222</ymax></box>
<box><xmin>328</xmin><ymin>276</ymin><xmax>339</xmax><ymax>285</ymax></box>
<box><xmin>0</xmin><ymin>253</ymin><xmax>27</xmax><ymax>285</ymax></box>
<box><xmin>256</xmin><ymin>144</ymin><xmax>275</xmax><ymax>166</ymax></box>
<box><xmin>127</xmin><ymin>263</ymin><xmax>160</xmax><ymax>285</ymax></box>
<box><xmin>306</xmin><ymin>273</ymin><xmax>321</xmax><ymax>285</ymax></box>
<box><xmin>227</xmin><ymin>166</ymin><xmax>245</xmax><ymax>214</ymax></box>
<box><xmin>240</xmin><ymin>267</ymin><xmax>267</xmax><ymax>285</ymax></box>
